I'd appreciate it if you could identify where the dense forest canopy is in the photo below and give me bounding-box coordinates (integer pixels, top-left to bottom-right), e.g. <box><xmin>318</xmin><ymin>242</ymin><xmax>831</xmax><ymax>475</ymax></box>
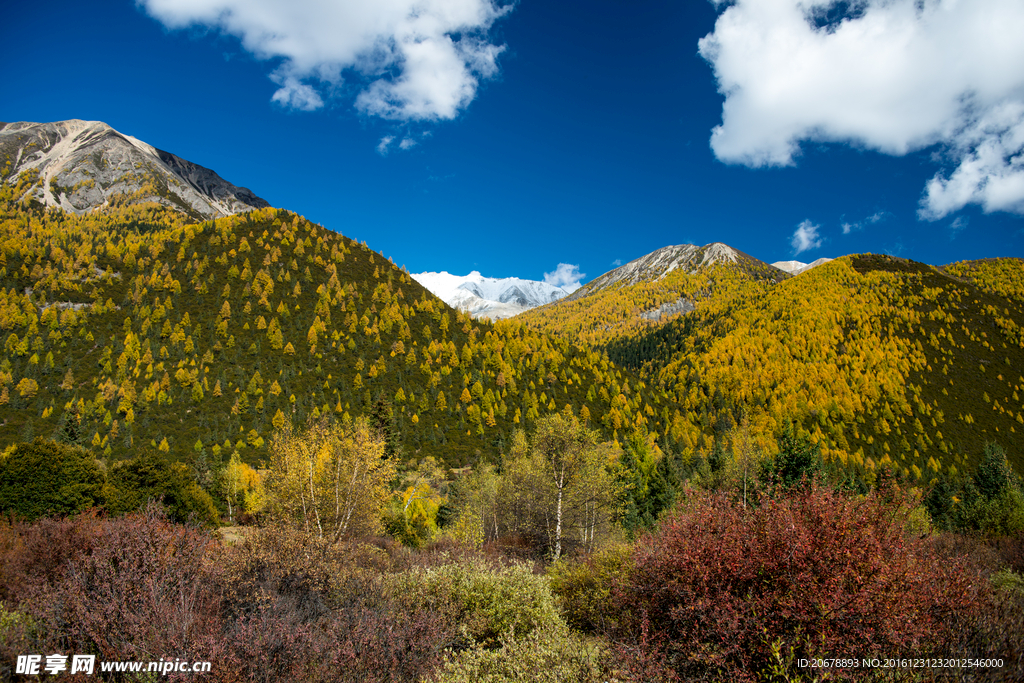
<box><xmin>526</xmin><ymin>249</ymin><xmax>1024</xmax><ymax>483</ymax></box>
<box><xmin>0</xmin><ymin>174</ymin><xmax>667</xmax><ymax>471</ymax></box>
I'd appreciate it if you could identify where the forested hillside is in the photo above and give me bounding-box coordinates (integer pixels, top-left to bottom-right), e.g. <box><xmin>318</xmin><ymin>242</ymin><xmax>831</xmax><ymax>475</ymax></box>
<box><xmin>514</xmin><ymin>249</ymin><xmax>785</xmax><ymax>346</ymax></box>
<box><xmin>0</xmin><ymin>174</ymin><xmax>666</xmax><ymax>469</ymax></box>
<box><xmin>603</xmin><ymin>254</ymin><xmax>1024</xmax><ymax>481</ymax></box>
<box><xmin>2</xmin><ymin>140</ymin><xmax>1023</xmax><ymax>683</ymax></box>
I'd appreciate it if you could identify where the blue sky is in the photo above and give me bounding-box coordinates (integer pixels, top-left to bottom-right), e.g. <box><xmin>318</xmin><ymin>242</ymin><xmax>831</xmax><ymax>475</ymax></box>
<box><xmin>3</xmin><ymin>0</ymin><xmax>1023</xmax><ymax>288</ymax></box>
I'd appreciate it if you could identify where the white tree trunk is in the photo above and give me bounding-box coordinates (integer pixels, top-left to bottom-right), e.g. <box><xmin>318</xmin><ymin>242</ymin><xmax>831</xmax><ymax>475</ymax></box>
<box><xmin>554</xmin><ymin>470</ymin><xmax>564</xmax><ymax>561</ymax></box>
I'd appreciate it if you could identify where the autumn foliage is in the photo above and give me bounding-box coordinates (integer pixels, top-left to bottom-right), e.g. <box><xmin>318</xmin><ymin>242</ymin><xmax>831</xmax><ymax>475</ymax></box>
<box><xmin>611</xmin><ymin>484</ymin><xmax>986</xmax><ymax>681</ymax></box>
<box><xmin>0</xmin><ymin>508</ymin><xmax>592</xmax><ymax>682</ymax></box>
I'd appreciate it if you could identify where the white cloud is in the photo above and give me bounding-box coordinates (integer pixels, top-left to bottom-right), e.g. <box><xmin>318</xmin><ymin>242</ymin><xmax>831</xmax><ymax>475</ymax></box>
<box><xmin>269</xmin><ymin>74</ymin><xmax>324</xmax><ymax>111</ymax></box>
<box><xmin>376</xmin><ymin>136</ymin><xmax>395</xmax><ymax>155</ymax></box>
<box><xmin>699</xmin><ymin>0</ymin><xmax>1024</xmax><ymax>218</ymax></box>
<box><xmin>544</xmin><ymin>263</ymin><xmax>585</xmax><ymax>293</ymax></box>
<box><xmin>841</xmin><ymin>210</ymin><xmax>890</xmax><ymax>234</ymax></box>
<box><xmin>140</xmin><ymin>0</ymin><xmax>511</xmax><ymax>121</ymax></box>
<box><xmin>611</xmin><ymin>258</ymin><xmax>622</xmax><ymax>267</ymax></box>
<box><xmin>949</xmin><ymin>216</ymin><xmax>969</xmax><ymax>240</ymax></box>
<box><xmin>921</xmin><ymin>102</ymin><xmax>1024</xmax><ymax>219</ymax></box>
<box><xmin>791</xmin><ymin>220</ymin><xmax>822</xmax><ymax>254</ymax></box>
<box><xmin>377</xmin><ymin>135</ymin><xmax>419</xmax><ymax>155</ymax></box>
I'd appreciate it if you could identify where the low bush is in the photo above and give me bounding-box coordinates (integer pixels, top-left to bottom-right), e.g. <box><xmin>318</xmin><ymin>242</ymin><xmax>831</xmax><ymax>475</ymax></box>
<box><xmin>0</xmin><ymin>514</ymin><xmax>462</xmax><ymax>682</ymax></box>
<box><xmin>387</xmin><ymin>559</ymin><xmax>563</xmax><ymax>649</ymax></box>
<box><xmin>611</xmin><ymin>485</ymin><xmax>987</xmax><ymax>681</ymax></box>
<box><xmin>210</xmin><ymin>593</ymin><xmax>455</xmax><ymax>683</ymax></box>
<box><xmin>430</xmin><ymin>623</ymin><xmax>610</xmax><ymax>683</ymax></box>
<box><xmin>0</xmin><ymin>506</ymin><xmax>220</xmax><ymax>667</ymax></box>
<box><xmin>547</xmin><ymin>544</ymin><xmax>632</xmax><ymax>634</ymax></box>
<box><xmin>207</xmin><ymin>523</ymin><xmax>459</xmax><ymax>682</ymax></box>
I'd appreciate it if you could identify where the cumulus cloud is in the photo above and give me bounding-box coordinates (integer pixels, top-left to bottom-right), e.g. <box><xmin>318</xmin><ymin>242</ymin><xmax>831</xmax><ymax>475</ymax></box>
<box><xmin>841</xmin><ymin>210</ymin><xmax>891</xmax><ymax>234</ymax></box>
<box><xmin>698</xmin><ymin>0</ymin><xmax>1024</xmax><ymax>218</ymax></box>
<box><xmin>544</xmin><ymin>263</ymin><xmax>585</xmax><ymax>293</ymax></box>
<box><xmin>140</xmin><ymin>0</ymin><xmax>511</xmax><ymax>121</ymax></box>
<box><xmin>611</xmin><ymin>258</ymin><xmax>622</xmax><ymax>267</ymax></box>
<box><xmin>921</xmin><ymin>102</ymin><xmax>1024</xmax><ymax>219</ymax></box>
<box><xmin>791</xmin><ymin>220</ymin><xmax>823</xmax><ymax>254</ymax></box>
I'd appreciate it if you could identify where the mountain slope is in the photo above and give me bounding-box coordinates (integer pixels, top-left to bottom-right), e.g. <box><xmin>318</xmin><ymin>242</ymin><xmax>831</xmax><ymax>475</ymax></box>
<box><xmin>516</xmin><ymin>242</ymin><xmax>787</xmax><ymax>345</ymax></box>
<box><xmin>411</xmin><ymin>271</ymin><xmax>568</xmax><ymax>320</ymax></box>
<box><xmin>0</xmin><ymin>183</ymin><xmax>667</xmax><ymax>469</ymax></box>
<box><xmin>0</xmin><ymin>120</ymin><xmax>268</xmax><ymax>219</ymax></box>
<box><xmin>604</xmin><ymin>254</ymin><xmax>1024</xmax><ymax>480</ymax></box>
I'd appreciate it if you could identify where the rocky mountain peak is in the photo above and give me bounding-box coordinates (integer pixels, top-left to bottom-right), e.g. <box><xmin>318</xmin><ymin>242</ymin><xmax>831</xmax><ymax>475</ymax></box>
<box><xmin>0</xmin><ymin>119</ymin><xmax>269</xmax><ymax>219</ymax></box>
<box><xmin>563</xmin><ymin>242</ymin><xmax>771</xmax><ymax>302</ymax></box>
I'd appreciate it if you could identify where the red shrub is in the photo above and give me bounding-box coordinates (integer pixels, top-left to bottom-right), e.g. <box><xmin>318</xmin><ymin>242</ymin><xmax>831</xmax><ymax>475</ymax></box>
<box><xmin>208</xmin><ymin>599</ymin><xmax>454</xmax><ymax>683</ymax></box>
<box><xmin>612</xmin><ymin>485</ymin><xmax>986</xmax><ymax>681</ymax></box>
<box><xmin>1</xmin><ymin>514</ymin><xmax>458</xmax><ymax>682</ymax></box>
<box><xmin>0</xmin><ymin>506</ymin><xmax>221</xmax><ymax>669</ymax></box>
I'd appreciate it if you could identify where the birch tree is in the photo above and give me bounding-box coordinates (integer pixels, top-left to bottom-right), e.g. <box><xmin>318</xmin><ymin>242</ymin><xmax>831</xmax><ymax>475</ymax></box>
<box><xmin>266</xmin><ymin>418</ymin><xmax>395</xmax><ymax>540</ymax></box>
<box><xmin>509</xmin><ymin>411</ymin><xmax>620</xmax><ymax>560</ymax></box>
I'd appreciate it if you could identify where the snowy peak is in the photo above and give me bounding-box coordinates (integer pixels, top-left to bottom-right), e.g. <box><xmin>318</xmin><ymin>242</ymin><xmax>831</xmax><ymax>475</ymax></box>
<box><xmin>771</xmin><ymin>257</ymin><xmax>834</xmax><ymax>276</ymax></box>
<box><xmin>0</xmin><ymin>119</ymin><xmax>269</xmax><ymax>219</ymax></box>
<box><xmin>411</xmin><ymin>271</ymin><xmax>569</xmax><ymax>320</ymax></box>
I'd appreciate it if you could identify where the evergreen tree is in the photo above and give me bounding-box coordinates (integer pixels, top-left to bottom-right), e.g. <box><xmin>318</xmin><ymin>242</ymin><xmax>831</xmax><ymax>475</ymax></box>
<box><xmin>53</xmin><ymin>409</ymin><xmax>84</xmax><ymax>447</ymax></box>
<box><xmin>764</xmin><ymin>423</ymin><xmax>822</xmax><ymax>490</ymax></box>
<box><xmin>618</xmin><ymin>430</ymin><xmax>676</xmax><ymax>536</ymax></box>
<box><xmin>708</xmin><ymin>438</ymin><xmax>727</xmax><ymax>474</ymax></box>
<box><xmin>974</xmin><ymin>442</ymin><xmax>1017</xmax><ymax>499</ymax></box>
<box><xmin>369</xmin><ymin>395</ymin><xmax>399</xmax><ymax>459</ymax></box>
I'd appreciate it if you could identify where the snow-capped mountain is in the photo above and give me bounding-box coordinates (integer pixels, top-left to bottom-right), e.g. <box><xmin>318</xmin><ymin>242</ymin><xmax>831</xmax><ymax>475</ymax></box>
<box><xmin>0</xmin><ymin>119</ymin><xmax>268</xmax><ymax>218</ymax></box>
<box><xmin>411</xmin><ymin>271</ymin><xmax>570</xmax><ymax>320</ymax></box>
<box><xmin>771</xmin><ymin>257</ymin><xmax>834</xmax><ymax>276</ymax></box>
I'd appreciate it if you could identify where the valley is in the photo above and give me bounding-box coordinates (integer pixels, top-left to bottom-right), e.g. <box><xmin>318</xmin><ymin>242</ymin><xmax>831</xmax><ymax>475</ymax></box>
<box><xmin>1</xmin><ymin>118</ymin><xmax>1023</xmax><ymax>683</ymax></box>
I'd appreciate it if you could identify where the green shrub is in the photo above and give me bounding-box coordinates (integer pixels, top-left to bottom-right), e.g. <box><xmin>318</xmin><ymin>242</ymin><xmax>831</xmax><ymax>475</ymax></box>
<box><xmin>388</xmin><ymin>559</ymin><xmax>562</xmax><ymax>648</ymax></box>
<box><xmin>430</xmin><ymin>623</ymin><xmax>609</xmax><ymax>683</ymax></box>
<box><xmin>547</xmin><ymin>544</ymin><xmax>632</xmax><ymax>633</ymax></box>
<box><xmin>991</xmin><ymin>568</ymin><xmax>1024</xmax><ymax>597</ymax></box>
<box><xmin>0</xmin><ymin>439</ymin><xmax>105</xmax><ymax>521</ymax></box>
<box><xmin>0</xmin><ymin>602</ymin><xmax>44</xmax><ymax>681</ymax></box>
<box><xmin>106</xmin><ymin>454</ymin><xmax>218</xmax><ymax>526</ymax></box>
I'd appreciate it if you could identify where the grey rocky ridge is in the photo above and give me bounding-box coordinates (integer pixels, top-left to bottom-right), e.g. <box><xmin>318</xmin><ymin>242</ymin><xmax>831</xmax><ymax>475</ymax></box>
<box><xmin>564</xmin><ymin>242</ymin><xmax>787</xmax><ymax>302</ymax></box>
<box><xmin>0</xmin><ymin>119</ymin><xmax>268</xmax><ymax>219</ymax></box>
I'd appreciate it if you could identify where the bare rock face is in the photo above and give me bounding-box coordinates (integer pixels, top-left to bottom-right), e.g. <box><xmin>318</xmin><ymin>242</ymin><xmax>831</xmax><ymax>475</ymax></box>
<box><xmin>638</xmin><ymin>297</ymin><xmax>696</xmax><ymax>321</ymax></box>
<box><xmin>0</xmin><ymin>120</ymin><xmax>269</xmax><ymax>219</ymax></box>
